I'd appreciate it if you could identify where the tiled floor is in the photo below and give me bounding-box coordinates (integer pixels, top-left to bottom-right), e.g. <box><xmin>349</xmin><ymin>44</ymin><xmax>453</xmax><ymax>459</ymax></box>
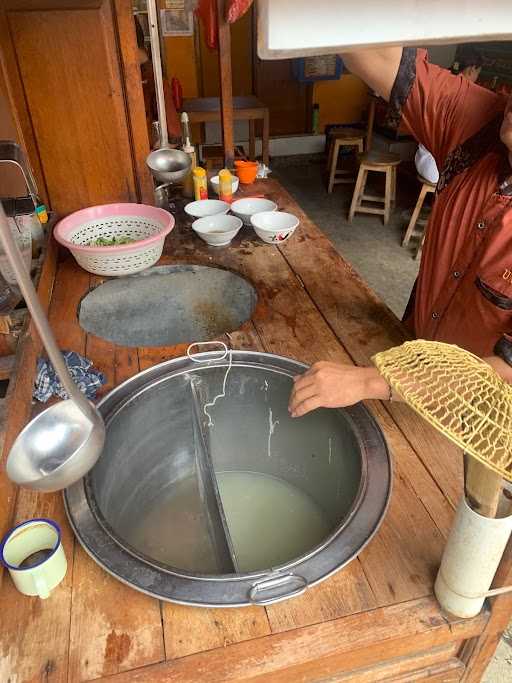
<box><xmin>273</xmin><ymin>155</ymin><xmax>421</xmax><ymax>319</ymax></box>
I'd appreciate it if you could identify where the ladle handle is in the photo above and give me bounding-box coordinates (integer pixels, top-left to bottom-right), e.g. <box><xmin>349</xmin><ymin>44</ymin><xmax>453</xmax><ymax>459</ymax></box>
<box><xmin>0</xmin><ymin>204</ymin><xmax>97</xmax><ymax>424</ymax></box>
<box><xmin>148</xmin><ymin>0</ymin><xmax>169</xmax><ymax>148</ymax></box>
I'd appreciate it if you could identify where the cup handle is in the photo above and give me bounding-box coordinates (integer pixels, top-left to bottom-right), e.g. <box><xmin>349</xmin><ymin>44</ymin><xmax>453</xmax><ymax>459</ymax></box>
<box><xmin>34</xmin><ymin>574</ymin><xmax>50</xmax><ymax>599</ymax></box>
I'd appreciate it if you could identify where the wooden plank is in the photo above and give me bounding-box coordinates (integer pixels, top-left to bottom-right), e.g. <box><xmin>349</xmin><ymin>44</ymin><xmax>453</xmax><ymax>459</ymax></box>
<box><xmin>8</xmin><ymin>6</ymin><xmax>138</xmax><ymax>213</ymax></box>
<box><xmin>90</xmin><ymin>598</ymin><xmax>487</xmax><ymax>683</ymax></box>
<box><xmin>0</xmin><ymin>489</ymin><xmax>73</xmax><ymax>683</ymax></box>
<box><xmin>387</xmin><ymin>659</ymin><xmax>464</xmax><ymax>682</ymax></box>
<box><xmin>68</xmin><ymin>549</ymin><xmax>165</xmax><ymax>682</ymax></box>
<box><xmin>0</xmin><ymin>8</ymin><xmax>49</xmax><ymax>205</ymax></box>
<box><xmin>266</xmin><ymin>561</ymin><xmax>377</xmax><ymax>634</ymax></box>
<box><xmin>330</xmin><ymin>643</ymin><xmax>461</xmax><ymax>682</ymax></box>
<box><xmin>0</xmin><ymin>251</ymin><xmax>86</xmax><ymax>683</ymax></box>
<box><xmin>165</xmin><ymin>603</ymin><xmax>271</xmax><ymax>660</ymax></box>
<box><xmin>216</xmin><ymin>0</ymin><xmax>235</xmax><ymax>167</ymax></box>
<box><xmin>0</xmin><ymin>236</ymin><xmax>57</xmax><ymax>580</ymax></box>
<box><xmin>112</xmin><ymin>0</ymin><xmax>154</xmax><ymax>205</ymax></box>
<box><xmin>0</xmin><ymin>353</ymin><xmax>15</xmax><ymax>380</ymax></box>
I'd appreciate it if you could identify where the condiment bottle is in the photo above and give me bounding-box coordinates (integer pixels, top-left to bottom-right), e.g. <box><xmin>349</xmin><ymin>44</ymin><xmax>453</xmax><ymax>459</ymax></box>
<box><xmin>181</xmin><ymin>112</ymin><xmax>196</xmax><ymax>198</ymax></box>
<box><xmin>193</xmin><ymin>167</ymin><xmax>208</xmax><ymax>201</ymax></box>
<box><xmin>218</xmin><ymin>168</ymin><xmax>233</xmax><ymax>204</ymax></box>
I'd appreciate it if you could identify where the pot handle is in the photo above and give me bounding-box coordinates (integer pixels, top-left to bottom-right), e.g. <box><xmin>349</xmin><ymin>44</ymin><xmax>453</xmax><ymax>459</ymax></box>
<box><xmin>249</xmin><ymin>573</ymin><xmax>307</xmax><ymax>605</ymax></box>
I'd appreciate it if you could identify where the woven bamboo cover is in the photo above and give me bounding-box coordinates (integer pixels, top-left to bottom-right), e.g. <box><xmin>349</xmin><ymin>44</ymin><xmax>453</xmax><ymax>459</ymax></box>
<box><xmin>373</xmin><ymin>340</ymin><xmax>512</xmax><ymax>482</ymax></box>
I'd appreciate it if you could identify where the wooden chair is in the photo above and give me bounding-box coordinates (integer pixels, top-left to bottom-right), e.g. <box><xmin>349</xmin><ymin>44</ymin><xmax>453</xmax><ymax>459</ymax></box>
<box><xmin>348</xmin><ymin>151</ymin><xmax>401</xmax><ymax>225</ymax></box>
<box><xmin>326</xmin><ymin>95</ymin><xmax>376</xmax><ymax>193</ymax></box>
<box><xmin>202</xmin><ymin>144</ymin><xmax>246</xmax><ymax>171</ymax></box>
<box><xmin>402</xmin><ymin>175</ymin><xmax>437</xmax><ymax>260</ymax></box>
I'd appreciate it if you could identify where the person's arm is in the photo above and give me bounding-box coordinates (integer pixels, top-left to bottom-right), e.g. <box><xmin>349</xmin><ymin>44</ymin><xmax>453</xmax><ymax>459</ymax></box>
<box><xmin>343</xmin><ymin>47</ymin><xmax>502</xmax><ymax>169</ymax></box>
<box><xmin>288</xmin><ymin>356</ymin><xmax>512</xmax><ymax>418</ymax></box>
<box><xmin>341</xmin><ymin>48</ymin><xmax>403</xmax><ymax>102</ymax></box>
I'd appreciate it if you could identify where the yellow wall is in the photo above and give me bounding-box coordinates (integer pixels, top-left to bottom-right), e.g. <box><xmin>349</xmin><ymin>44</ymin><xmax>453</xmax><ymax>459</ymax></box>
<box><xmin>163</xmin><ymin>35</ymin><xmax>198</xmax><ymax>97</ymax></box>
<box><xmin>160</xmin><ymin>7</ymin><xmax>367</xmax><ymax>135</ymax></box>
<box><xmin>162</xmin><ymin>7</ymin><xmax>253</xmax><ymax>101</ymax></box>
<box><xmin>198</xmin><ymin>10</ymin><xmax>253</xmax><ymax>98</ymax></box>
<box><xmin>313</xmin><ymin>74</ymin><xmax>370</xmax><ymax>131</ymax></box>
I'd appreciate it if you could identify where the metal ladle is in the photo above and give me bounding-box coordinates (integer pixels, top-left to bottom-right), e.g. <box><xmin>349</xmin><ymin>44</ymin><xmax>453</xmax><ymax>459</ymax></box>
<box><xmin>0</xmin><ymin>204</ymin><xmax>105</xmax><ymax>492</ymax></box>
<box><xmin>145</xmin><ymin>0</ymin><xmax>191</xmax><ymax>186</ymax></box>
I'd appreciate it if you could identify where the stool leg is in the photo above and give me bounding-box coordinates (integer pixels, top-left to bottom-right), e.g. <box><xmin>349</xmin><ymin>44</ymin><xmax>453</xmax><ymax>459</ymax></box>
<box><xmin>402</xmin><ymin>183</ymin><xmax>428</xmax><ymax>246</ymax></box>
<box><xmin>327</xmin><ymin>140</ymin><xmax>341</xmax><ymax>194</ymax></box>
<box><xmin>384</xmin><ymin>167</ymin><xmax>393</xmax><ymax>225</ymax></box>
<box><xmin>391</xmin><ymin>166</ymin><xmax>397</xmax><ymax>204</ymax></box>
<box><xmin>415</xmin><ymin>231</ymin><xmax>426</xmax><ymax>260</ymax></box>
<box><xmin>349</xmin><ymin>164</ymin><xmax>367</xmax><ymax>223</ymax></box>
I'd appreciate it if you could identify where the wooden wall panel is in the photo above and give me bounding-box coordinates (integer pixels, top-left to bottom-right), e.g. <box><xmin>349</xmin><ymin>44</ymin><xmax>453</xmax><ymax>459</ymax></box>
<box><xmin>0</xmin><ymin>64</ymin><xmax>26</xmax><ymax>197</ymax></box>
<box><xmin>8</xmin><ymin>5</ymin><xmax>139</xmax><ymax>214</ymax></box>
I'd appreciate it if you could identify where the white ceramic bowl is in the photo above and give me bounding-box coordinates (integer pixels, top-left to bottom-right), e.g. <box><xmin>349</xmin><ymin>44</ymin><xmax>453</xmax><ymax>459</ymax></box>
<box><xmin>192</xmin><ymin>214</ymin><xmax>243</xmax><ymax>247</ymax></box>
<box><xmin>250</xmin><ymin>211</ymin><xmax>299</xmax><ymax>244</ymax></box>
<box><xmin>230</xmin><ymin>197</ymin><xmax>277</xmax><ymax>226</ymax></box>
<box><xmin>184</xmin><ymin>199</ymin><xmax>230</xmax><ymax>219</ymax></box>
<box><xmin>210</xmin><ymin>175</ymin><xmax>240</xmax><ymax>196</ymax></box>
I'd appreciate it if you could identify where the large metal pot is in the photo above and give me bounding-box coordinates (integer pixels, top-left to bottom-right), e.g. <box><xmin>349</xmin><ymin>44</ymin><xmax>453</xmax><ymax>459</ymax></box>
<box><xmin>65</xmin><ymin>351</ymin><xmax>391</xmax><ymax>607</ymax></box>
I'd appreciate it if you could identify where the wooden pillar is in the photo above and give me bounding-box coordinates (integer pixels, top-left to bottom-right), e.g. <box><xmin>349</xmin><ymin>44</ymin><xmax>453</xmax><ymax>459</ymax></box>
<box><xmin>216</xmin><ymin>0</ymin><xmax>234</xmax><ymax>168</ymax></box>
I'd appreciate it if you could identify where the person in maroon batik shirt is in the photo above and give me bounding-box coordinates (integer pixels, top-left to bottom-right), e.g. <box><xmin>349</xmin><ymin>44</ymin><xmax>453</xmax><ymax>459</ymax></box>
<box><xmin>289</xmin><ymin>47</ymin><xmax>512</xmax><ymax>417</ymax></box>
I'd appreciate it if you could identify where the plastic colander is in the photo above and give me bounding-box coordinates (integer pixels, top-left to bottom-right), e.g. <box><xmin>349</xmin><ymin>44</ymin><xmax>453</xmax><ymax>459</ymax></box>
<box><xmin>54</xmin><ymin>203</ymin><xmax>174</xmax><ymax>277</ymax></box>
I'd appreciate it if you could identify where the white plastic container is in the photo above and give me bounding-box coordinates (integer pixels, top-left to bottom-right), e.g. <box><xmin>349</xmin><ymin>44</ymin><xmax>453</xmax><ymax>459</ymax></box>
<box><xmin>434</xmin><ymin>496</ymin><xmax>512</xmax><ymax>618</ymax></box>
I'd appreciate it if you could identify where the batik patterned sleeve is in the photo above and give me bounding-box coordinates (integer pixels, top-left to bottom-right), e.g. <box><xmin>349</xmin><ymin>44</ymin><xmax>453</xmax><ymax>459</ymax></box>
<box><xmin>387</xmin><ymin>48</ymin><xmax>501</xmax><ymax>170</ymax></box>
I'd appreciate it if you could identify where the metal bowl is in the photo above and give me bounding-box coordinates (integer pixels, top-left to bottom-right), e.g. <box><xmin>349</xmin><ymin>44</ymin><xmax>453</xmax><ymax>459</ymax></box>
<box><xmin>64</xmin><ymin>351</ymin><xmax>391</xmax><ymax>607</ymax></box>
<box><xmin>146</xmin><ymin>148</ymin><xmax>191</xmax><ymax>184</ymax></box>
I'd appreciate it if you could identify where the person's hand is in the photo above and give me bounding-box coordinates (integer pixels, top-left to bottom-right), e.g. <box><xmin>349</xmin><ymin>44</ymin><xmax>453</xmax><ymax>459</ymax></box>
<box><xmin>288</xmin><ymin>362</ymin><xmax>390</xmax><ymax>418</ymax></box>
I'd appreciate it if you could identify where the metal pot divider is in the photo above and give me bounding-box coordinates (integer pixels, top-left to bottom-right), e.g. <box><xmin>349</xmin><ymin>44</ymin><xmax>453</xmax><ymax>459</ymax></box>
<box><xmin>189</xmin><ymin>377</ymin><xmax>238</xmax><ymax>573</ymax></box>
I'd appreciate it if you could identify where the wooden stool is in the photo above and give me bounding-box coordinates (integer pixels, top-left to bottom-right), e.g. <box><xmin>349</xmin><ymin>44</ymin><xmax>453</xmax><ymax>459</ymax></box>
<box><xmin>326</xmin><ymin>95</ymin><xmax>376</xmax><ymax>193</ymax></box>
<box><xmin>326</xmin><ymin>129</ymin><xmax>365</xmax><ymax>192</ymax></box>
<box><xmin>402</xmin><ymin>175</ymin><xmax>437</xmax><ymax>260</ymax></box>
<box><xmin>348</xmin><ymin>152</ymin><xmax>401</xmax><ymax>225</ymax></box>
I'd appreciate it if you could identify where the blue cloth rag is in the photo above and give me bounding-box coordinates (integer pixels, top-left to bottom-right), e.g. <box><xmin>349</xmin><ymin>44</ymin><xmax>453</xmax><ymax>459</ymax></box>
<box><xmin>33</xmin><ymin>351</ymin><xmax>106</xmax><ymax>403</ymax></box>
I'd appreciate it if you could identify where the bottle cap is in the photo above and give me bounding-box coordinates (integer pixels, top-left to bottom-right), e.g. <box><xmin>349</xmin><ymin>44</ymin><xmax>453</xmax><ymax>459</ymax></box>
<box><xmin>218</xmin><ymin>169</ymin><xmax>231</xmax><ymax>179</ymax></box>
<box><xmin>193</xmin><ymin>167</ymin><xmax>206</xmax><ymax>177</ymax></box>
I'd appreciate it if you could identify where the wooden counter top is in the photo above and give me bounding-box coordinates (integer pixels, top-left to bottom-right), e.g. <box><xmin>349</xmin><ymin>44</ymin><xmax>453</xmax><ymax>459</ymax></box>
<box><xmin>0</xmin><ymin>179</ymin><xmax>510</xmax><ymax>682</ymax></box>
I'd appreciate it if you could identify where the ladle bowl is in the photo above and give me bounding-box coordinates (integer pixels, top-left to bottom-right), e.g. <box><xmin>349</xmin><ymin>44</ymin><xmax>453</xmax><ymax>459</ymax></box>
<box><xmin>6</xmin><ymin>400</ymin><xmax>105</xmax><ymax>492</ymax></box>
<box><xmin>146</xmin><ymin>148</ymin><xmax>191</xmax><ymax>185</ymax></box>
<box><xmin>0</xmin><ymin>202</ymin><xmax>106</xmax><ymax>492</ymax></box>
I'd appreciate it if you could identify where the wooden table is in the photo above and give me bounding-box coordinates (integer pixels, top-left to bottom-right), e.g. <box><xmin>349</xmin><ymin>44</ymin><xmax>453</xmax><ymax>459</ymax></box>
<box><xmin>183</xmin><ymin>96</ymin><xmax>270</xmax><ymax>167</ymax></box>
<box><xmin>0</xmin><ymin>179</ymin><xmax>510</xmax><ymax>682</ymax></box>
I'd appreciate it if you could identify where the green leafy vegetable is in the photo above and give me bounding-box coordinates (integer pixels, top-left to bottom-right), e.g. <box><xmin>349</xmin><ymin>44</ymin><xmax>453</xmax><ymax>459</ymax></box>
<box><xmin>90</xmin><ymin>235</ymin><xmax>136</xmax><ymax>247</ymax></box>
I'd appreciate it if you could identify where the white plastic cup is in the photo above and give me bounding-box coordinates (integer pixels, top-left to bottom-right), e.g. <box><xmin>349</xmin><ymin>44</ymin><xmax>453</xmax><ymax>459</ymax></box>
<box><xmin>0</xmin><ymin>518</ymin><xmax>67</xmax><ymax>599</ymax></box>
<box><xmin>434</xmin><ymin>496</ymin><xmax>512</xmax><ymax>618</ymax></box>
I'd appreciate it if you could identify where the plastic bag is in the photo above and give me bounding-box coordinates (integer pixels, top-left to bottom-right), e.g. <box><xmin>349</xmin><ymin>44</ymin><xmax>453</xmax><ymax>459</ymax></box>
<box><xmin>226</xmin><ymin>0</ymin><xmax>253</xmax><ymax>23</ymax></box>
<box><xmin>195</xmin><ymin>0</ymin><xmax>218</xmax><ymax>49</ymax></box>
